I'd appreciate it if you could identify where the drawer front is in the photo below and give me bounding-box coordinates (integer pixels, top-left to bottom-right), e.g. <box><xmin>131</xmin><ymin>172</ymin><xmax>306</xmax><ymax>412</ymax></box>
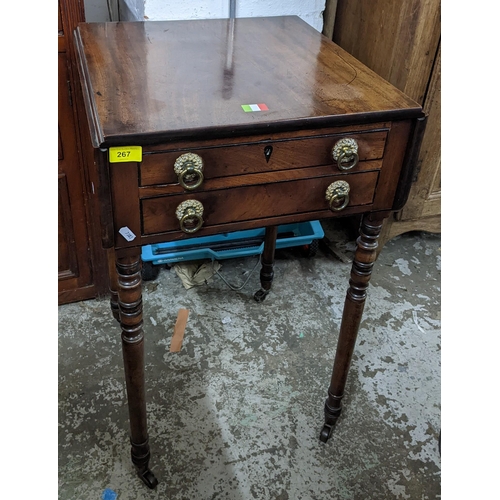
<box><xmin>141</xmin><ymin>171</ymin><xmax>378</xmax><ymax>235</ymax></box>
<box><xmin>140</xmin><ymin>130</ymin><xmax>387</xmax><ymax>187</ymax></box>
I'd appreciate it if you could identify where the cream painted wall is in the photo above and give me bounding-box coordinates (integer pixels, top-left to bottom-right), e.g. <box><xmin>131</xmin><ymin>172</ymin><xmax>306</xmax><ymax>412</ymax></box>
<box><xmin>144</xmin><ymin>0</ymin><xmax>326</xmax><ymax>32</ymax></box>
<box><xmin>84</xmin><ymin>1</ymin><xmax>326</xmax><ymax>32</ymax></box>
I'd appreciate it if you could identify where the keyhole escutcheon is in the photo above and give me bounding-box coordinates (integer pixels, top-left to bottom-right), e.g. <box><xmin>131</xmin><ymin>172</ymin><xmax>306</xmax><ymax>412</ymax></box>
<box><xmin>264</xmin><ymin>145</ymin><xmax>273</xmax><ymax>163</ymax></box>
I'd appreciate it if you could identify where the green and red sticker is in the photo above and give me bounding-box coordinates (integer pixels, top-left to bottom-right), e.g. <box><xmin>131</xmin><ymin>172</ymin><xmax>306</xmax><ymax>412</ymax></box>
<box><xmin>241</xmin><ymin>103</ymin><xmax>269</xmax><ymax>112</ymax></box>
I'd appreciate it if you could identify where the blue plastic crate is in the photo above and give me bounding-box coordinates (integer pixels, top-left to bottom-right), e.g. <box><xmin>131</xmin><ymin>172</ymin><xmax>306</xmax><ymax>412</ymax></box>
<box><xmin>141</xmin><ymin>220</ymin><xmax>324</xmax><ymax>266</ymax></box>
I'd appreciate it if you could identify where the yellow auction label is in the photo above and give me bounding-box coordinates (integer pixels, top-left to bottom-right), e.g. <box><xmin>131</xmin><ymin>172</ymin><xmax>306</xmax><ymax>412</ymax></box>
<box><xmin>109</xmin><ymin>146</ymin><xmax>142</xmax><ymax>163</ymax></box>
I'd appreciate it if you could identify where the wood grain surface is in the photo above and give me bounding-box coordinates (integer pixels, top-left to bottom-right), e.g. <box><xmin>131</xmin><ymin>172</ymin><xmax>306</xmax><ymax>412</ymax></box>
<box><xmin>74</xmin><ymin>16</ymin><xmax>421</xmax><ymax>147</ymax></box>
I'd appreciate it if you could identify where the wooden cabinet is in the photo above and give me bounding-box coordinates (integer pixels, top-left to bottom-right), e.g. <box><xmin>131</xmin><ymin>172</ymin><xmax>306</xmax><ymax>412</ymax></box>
<box><xmin>58</xmin><ymin>0</ymin><xmax>107</xmax><ymax>304</ymax></box>
<box><xmin>331</xmin><ymin>0</ymin><xmax>441</xmax><ymax>247</ymax></box>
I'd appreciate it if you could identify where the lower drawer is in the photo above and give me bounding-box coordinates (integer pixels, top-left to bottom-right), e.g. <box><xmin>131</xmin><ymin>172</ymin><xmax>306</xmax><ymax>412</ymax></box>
<box><xmin>141</xmin><ymin>171</ymin><xmax>378</xmax><ymax>235</ymax></box>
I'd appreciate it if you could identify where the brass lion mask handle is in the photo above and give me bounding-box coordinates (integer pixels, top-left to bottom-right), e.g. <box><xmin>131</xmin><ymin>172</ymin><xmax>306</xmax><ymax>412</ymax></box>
<box><xmin>326</xmin><ymin>180</ymin><xmax>350</xmax><ymax>211</ymax></box>
<box><xmin>175</xmin><ymin>200</ymin><xmax>204</xmax><ymax>233</ymax></box>
<box><xmin>174</xmin><ymin>153</ymin><xmax>204</xmax><ymax>190</ymax></box>
<box><xmin>332</xmin><ymin>138</ymin><xmax>359</xmax><ymax>171</ymax></box>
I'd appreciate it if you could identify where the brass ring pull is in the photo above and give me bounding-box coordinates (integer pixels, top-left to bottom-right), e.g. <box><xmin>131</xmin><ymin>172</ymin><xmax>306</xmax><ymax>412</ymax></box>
<box><xmin>175</xmin><ymin>200</ymin><xmax>204</xmax><ymax>233</ymax></box>
<box><xmin>174</xmin><ymin>153</ymin><xmax>204</xmax><ymax>190</ymax></box>
<box><xmin>332</xmin><ymin>138</ymin><xmax>359</xmax><ymax>171</ymax></box>
<box><xmin>326</xmin><ymin>180</ymin><xmax>350</xmax><ymax>211</ymax></box>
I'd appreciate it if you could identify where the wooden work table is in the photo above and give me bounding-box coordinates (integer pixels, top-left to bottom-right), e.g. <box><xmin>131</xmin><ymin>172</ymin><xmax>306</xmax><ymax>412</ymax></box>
<box><xmin>74</xmin><ymin>16</ymin><xmax>424</xmax><ymax>488</ymax></box>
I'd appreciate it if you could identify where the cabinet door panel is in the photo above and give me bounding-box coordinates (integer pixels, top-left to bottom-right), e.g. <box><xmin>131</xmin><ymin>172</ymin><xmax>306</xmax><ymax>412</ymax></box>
<box><xmin>59</xmin><ymin>0</ymin><xmax>109</xmax><ymax>304</ymax></box>
<box><xmin>400</xmin><ymin>45</ymin><xmax>441</xmax><ymax>220</ymax></box>
<box><xmin>58</xmin><ymin>52</ymin><xmax>93</xmax><ymax>291</ymax></box>
<box><xmin>58</xmin><ymin>0</ymin><xmax>108</xmax><ymax>304</ymax></box>
<box><xmin>58</xmin><ymin>172</ymin><xmax>79</xmax><ymax>278</ymax></box>
<box><xmin>333</xmin><ymin>0</ymin><xmax>441</xmax><ymax>245</ymax></box>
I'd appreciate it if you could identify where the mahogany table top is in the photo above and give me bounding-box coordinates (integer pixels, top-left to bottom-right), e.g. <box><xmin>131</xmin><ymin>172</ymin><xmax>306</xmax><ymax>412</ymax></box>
<box><xmin>74</xmin><ymin>16</ymin><xmax>421</xmax><ymax>147</ymax></box>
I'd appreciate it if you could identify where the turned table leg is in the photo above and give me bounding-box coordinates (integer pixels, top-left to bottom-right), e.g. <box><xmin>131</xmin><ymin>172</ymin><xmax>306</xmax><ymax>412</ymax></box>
<box><xmin>320</xmin><ymin>213</ymin><xmax>386</xmax><ymax>442</ymax></box>
<box><xmin>254</xmin><ymin>225</ymin><xmax>278</xmax><ymax>302</ymax></box>
<box><xmin>115</xmin><ymin>249</ymin><xmax>158</xmax><ymax>488</ymax></box>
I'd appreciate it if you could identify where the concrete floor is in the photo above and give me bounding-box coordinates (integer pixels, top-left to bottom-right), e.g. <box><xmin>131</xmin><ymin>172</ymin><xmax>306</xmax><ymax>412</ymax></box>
<box><xmin>58</xmin><ymin>220</ymin><xmax>441</xmax><ymax>499</ymax></box>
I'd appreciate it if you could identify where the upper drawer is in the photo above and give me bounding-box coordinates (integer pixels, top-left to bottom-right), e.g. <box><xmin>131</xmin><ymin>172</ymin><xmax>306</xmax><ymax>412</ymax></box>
<box><xmin>139</xmin><ymin>130</ymin><xmax>387</xmax><ymax>187</ymax></box>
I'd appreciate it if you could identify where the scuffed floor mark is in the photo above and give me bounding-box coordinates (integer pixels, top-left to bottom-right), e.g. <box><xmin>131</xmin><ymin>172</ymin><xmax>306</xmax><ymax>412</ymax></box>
<box><xmin>393</xmin><ymin>258</ymin><xmax>412</xmax><ymax>276</ymax></box>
